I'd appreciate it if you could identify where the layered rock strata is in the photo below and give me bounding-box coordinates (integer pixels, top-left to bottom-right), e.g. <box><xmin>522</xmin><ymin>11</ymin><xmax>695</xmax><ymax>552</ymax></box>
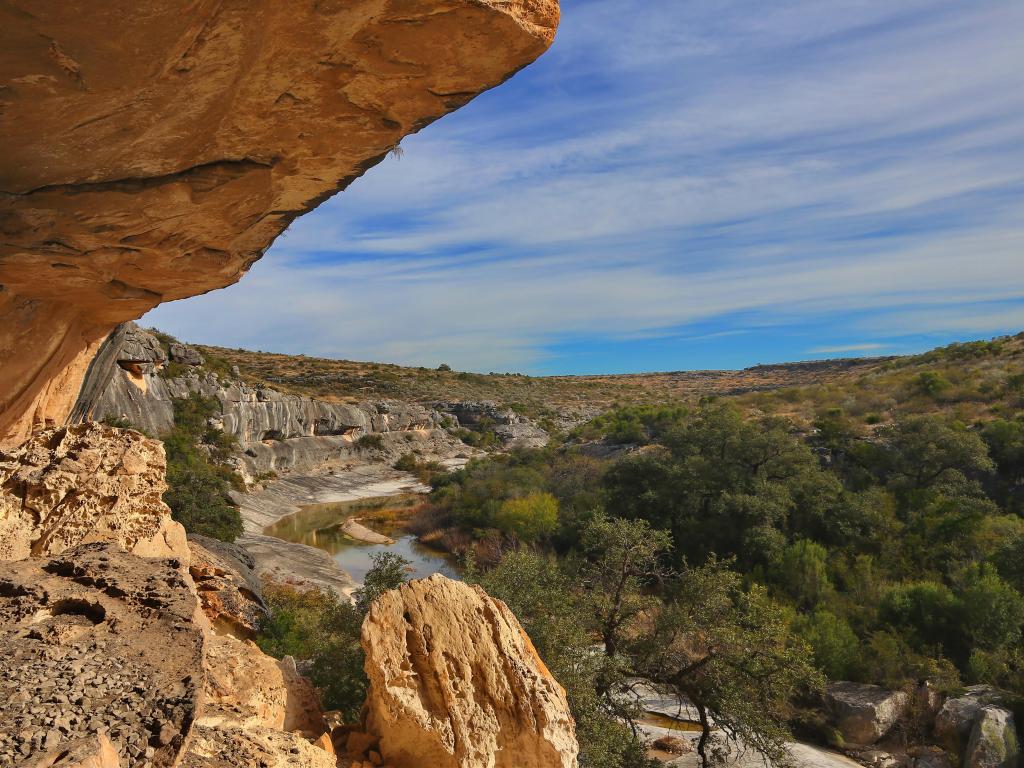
<box><xmin>0</xmin><ymin>0</ymin><xmax>559</xmax><ymax>447</ymax></box>
<box><xmin>359</xmin><ymin>574</ymin><xmax>578</xmax><ymax>768</ymax></box>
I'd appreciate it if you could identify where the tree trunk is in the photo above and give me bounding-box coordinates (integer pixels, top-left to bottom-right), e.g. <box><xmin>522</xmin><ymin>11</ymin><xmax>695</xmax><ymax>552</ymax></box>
<box><xmin>696</xmin><ymin>700</ymin><xmax>711</xmax><ymax>768</ymax></box>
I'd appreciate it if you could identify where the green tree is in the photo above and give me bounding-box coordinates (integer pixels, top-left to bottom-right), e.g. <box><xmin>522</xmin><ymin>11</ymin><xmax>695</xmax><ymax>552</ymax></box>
<box><xmin>880</xmin><ymin>415</ymin><xmax>995</xmax><ymax>493</ymax></box>
<box><xmin>580</xmin><ymin>513</ymin><xmax>672</xmax><ymax>658</ymax></box>
<box><xmin>638</xmin><ymin>559</ymin><xmax>822</xmax><ymax>768</ymax></box>
<box><xmin>958</xmin><ymin>563</ymin><xmax>1024</xmax><ymax>652</ymax></box>
<box><xmin>354</xmin><ymin>551</ymin><xmax>412</xmax><ymax>615</ymax></box>
<box><xmin>493</xmin><ymin>492</ymin><xmax>559</xmax><ymax>542</ymax></box>
<box><xmin>795</xmin><ymin>610</ymin><xmax>863</xmax><ymax>680</ymax></box>
<box><xmin>776</xmin><ymin>539</ymin><xmax>833</xmax><ymax>609</ymax></box>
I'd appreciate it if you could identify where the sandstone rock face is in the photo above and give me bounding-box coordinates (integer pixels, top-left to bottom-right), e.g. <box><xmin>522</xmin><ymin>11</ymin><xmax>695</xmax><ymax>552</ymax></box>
<box><xmin>360</xmin><ymin>574</ymin><xmax>578</xmax><ymax>768</ymax></box>
<box><xmin>188</xmin><ymin>533</ymin><xmax>268</xmax><ymax>638</ymax></box>
<box><xmin>0</xmin><ymin>423</ymin><xmax>187</xmax><ymax>562</ymax></box>
<box><xmin>825</xmin><ymin>682</ymin><xmax>909</xmax><ymax>746</ymax></box>
<box><xmin>201</xmin><ymin>634</ymin><xmax>325</xmax><ymax>737</ymax></box>
<box><xmin>0</xmin><ymin>542</ymin><xmax>204</xmax><ymax>766</ymax></box>
<box><xmin>964</xmin><ymin>707</ymin><xmax>1019</xmax><ymax>768</ymax></box>
<box><xmin>936</xmin><ymin>687</ymin><xmax>1005</xmax><ymax>754</ymax></box>
<box><xmin>0</xmin><ymin>0</ymin><xmax>558</xmax><ymax>447</ymax></box>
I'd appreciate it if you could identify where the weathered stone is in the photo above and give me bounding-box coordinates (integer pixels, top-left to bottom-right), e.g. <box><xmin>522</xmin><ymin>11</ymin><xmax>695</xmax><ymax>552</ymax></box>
<box><xmin>0</xmin><ymin>0</ymin><xmax>558</xmax><ymax>447</ymax></box>
<box><xmin>22</xmin><ymin>733</ymin><xmax>120</xmax><ymax>768</ymax></box>
<box><xmin>0</xmin><ymin>423</ymin><xmax>187</xmax><ymax>562</ymax></box>
<box><xmin>0</xmin><ymin>543</ymin><xmax>204</xmax><ymax>766</ymax></box>
<box><xmin>361</xmin><ymin>574</ymin><xmax>578</xmax><ymax>768</ymax></box>
<box><xmin>825</xmin><ymin>682</ymin><xmax>909</xmax><ymax>746</ymax></box>
<box><xmin>935</xmin><ymin>687</ymin><xmax>1006</xmax><ymax>755</ymax></box>
<box><xmin>169</xmin><ymin>343</ymin><xmax>205</xmax><ymax>367</ymax></box>
<box><xmin>188</xmin><ymin>533</ymin><xmax>268</xmax><ymax>638</ymax></box>
<box><xmin>965</xmin><ymin>706</ymin><xmax>1019</xmax><ymax>768</ymax></box>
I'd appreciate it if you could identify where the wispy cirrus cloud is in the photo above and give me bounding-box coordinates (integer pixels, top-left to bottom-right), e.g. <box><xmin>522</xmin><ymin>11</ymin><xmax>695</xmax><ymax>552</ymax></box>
<box><xmin>147</xmin><ymin>0</ymin><xmax>1024</xmax><ymax>373</ymax></box>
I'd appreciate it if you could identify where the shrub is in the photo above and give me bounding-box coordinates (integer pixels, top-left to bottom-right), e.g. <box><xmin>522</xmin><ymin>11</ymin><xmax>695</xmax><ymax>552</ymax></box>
<box><xmin>493</xmin><ymin>492</ymin><xmax>559</xmax><ymax>542</ymax></box>
<box><xmin>356</xmin><ymin>433</ymin><xmax>384</xmax><ymax>451</ymax></box>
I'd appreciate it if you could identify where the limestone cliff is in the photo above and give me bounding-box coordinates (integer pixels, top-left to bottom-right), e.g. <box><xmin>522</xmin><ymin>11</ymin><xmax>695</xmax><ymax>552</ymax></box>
<box><xmin>0</xmin><ymin>0</ymin><xmax>558</xmax><ymax>447</ymax></box>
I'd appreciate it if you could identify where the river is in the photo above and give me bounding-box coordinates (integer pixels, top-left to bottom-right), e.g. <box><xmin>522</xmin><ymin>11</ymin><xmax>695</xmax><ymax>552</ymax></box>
<box><xmin>262</xmin><ymin>494</ymin><xmax>460</xmax><ymax>583</ymax></box>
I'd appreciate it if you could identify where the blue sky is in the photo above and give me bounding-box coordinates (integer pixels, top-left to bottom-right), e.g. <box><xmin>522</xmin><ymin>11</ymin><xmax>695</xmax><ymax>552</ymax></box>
<box><xmin>146</xmin><ymin>0</ymin><xmax>1024</xmax><ymax>375</ymax></box>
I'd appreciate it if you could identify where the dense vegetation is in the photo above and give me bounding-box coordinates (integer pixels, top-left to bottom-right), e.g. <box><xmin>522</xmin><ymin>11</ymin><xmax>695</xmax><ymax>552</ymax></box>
<box><xmin>407</xmin><ymin>389</ymin><xmax>1024</xmax><ymax>766</ymax></box>
<box><xmin>162</xmin><ymin>394</ymin><xmax>244</xmax><ymax>541</ymax></box>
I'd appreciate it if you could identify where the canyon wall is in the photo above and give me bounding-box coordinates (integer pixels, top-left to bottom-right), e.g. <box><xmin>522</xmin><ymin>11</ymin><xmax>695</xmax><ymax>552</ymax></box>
<box><xmin>0</xmin><ymin>0</ymin><xmax>558</xmax><ymax>447</ymax></box>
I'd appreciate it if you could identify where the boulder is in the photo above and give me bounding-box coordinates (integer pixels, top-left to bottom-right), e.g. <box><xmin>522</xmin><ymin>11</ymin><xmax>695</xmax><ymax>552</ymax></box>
<box><xmin>22</xmin><ymin>734</ymin><xmax>120</xmax><ymax>768</ymax></box>
<box><xmin>360</xmin><ymin>574</ymin><xmax>578</xmax><ymax>768</ymax></box>
<box><xmin>965</xmin><ymin>707</ymin><xmax>1019</xmax><ymax>768</ymax></box>
<box><xmin>0</xmin><ymin>423</ymin><xmax>187</xmax><ymax>562</ymax></box>
<box><xmin>936</xmin><ymin>687</ymin><xmax>1005</xmax><ymax>754</ymax></box>
<box><xmin>170</xmin><ymin>343</ymin><xmax>206</xmax><ymax>367</ymax></box>
<box><xmin>825</xmin><ymin>682</ymin><xmax>909</xmax><ymax>745</ymax></box>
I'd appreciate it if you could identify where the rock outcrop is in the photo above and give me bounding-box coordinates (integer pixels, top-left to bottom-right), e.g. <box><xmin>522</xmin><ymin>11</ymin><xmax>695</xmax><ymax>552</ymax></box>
<box><xmin>359</xmin><ymin>574</ymin><xmax>578</xmax><ymax>768</ymax></box>
<box><xmin>964</xmin><ymin>707</ymin><xmax>1019</xmax><ymax>768</ymax></box>
<box><xmin>188</xmin><ymin>534</ymin><xmax>268</xmax><ymax>638</ymax></box>
<box><xmin>0</xmin><ymin>542</ymin><xmax>204</xmax><ymax>766</ymax></box>
<box><xmin>825</xmin><ymin>682</ymin><xmax>909</xmax><ymax>746</ymax></box>
<box><xmin>936</xmin><ymin>688</ymin><xmax>1021</xmax><ymax>768</ymax></box>
<box><xmin>0</xmin><ymin>422</ymin><xmax>187</xmax><ymax>562</ymax></box>
<box><xmin>0</xmin><ymin>0</ymin><xmax>559</xmax><ymax>448</ymax></box>
<box><xmin>433</xmin><ymin>400</ymin><xmax>551</xmax><ymax>449</ymax></box>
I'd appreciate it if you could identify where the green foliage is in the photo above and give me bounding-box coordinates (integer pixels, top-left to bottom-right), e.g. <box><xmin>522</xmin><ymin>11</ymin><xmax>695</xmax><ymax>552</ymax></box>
<box><xmin>777</xmin><ymin>539</ymin><xmax>834</xmax><ymax>609</ymax></box>
<box><xmin>574</xmin><ymin>404</ymin><xmax>689</xmax><ymax>444</ymax></box>
<box><xmin>493</xmin><ymin>492</ymin><xmax>559</xmax><ymax>542</ymax></box>
<box><xmin>638</xmin><ymin>558</ymin><xmax>823</xmax><ymax>768</ymax></box>
<box><xmin>794</xmin><ymin>610</ymin><xmax>863</xmax><ymax>680</ymax></box>
<box><xmin>162</xmin><ymin>394</ymin><xmax>242</xmax><ymax>541</ymax></box>
<box><xmin>257</xmin><ymin>552</ymin><xmax>411</xmax><ymax>720</ymax></box>
<box><xmin>256</xmin><ymin>583</ymin><xmax>366</xmax><ymax>720</ymax></box>
<box><xmin>356</xmin><ymin>433</ymin><xmax>384</xmax><ymax>451</ymax></box>
<box><xmin>353</xmin><ymin>551</ymin><xmax>412</xmax><ymax>615</ymax></box>
<box><xmin>580</xmin><ymin>513</ymin><xmax>672</xmax><ymax>657</ymax></box>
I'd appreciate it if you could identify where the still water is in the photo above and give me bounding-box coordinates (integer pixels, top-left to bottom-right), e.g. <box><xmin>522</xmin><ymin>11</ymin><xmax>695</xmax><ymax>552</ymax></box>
<box><xmin>263</xmin><ymin>494</ymin><xmax>459</xmax><ymax>583</ymax></box>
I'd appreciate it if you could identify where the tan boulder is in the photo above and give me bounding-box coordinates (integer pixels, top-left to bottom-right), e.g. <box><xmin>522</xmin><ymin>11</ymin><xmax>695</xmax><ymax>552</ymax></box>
<box><xmin>201</xmin><ymin>633</ymin><xmax>326</xmax><ymax>738</ymax></box>
<box><xmin>181</xmin><ymin>725</ymin><xmax>338</xmax><ymax>768</ymax></box>
<box><xmin>188</xmin><ymin>533</ymin><xmax>269</xmax><ymax>638</ymax></box>
<box><xmin>360</xmin><ymin>574</ymin><xmax>578</xmax><ymax>768</ymax></box>
<box><xmin>0</xmin><ymin>422</ymin><xmax>188</xmax><ymax>562</ymax></box>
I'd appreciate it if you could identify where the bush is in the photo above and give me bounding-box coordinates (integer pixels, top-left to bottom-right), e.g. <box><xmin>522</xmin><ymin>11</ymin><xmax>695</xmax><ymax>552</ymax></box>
<box><xmin>493</xmin><ymin>492</ymin><xmax>559</xmax><ymax>542</ymax></box>
<box><xmin>356</xmin><ymin>433</ymin><xmax>384</xmax><ymax>451</ymax></box>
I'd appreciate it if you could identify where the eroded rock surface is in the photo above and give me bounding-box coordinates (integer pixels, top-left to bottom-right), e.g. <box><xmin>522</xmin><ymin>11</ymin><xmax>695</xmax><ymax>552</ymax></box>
<box><xmin>188</xmin><ymin>534</ymin><xmax>268</xmax><ymax>638</ymax></box>
<box><xmin>0</xmin><ymin>543</ymin><xmax>204</xmax><ymax>766</ymax></box>
<box><xmin>0</xmin><ymin>0</ymin><xmax>558</xmax><ymax>447</ymax></box>
<box><xmin>360</xmin><ymin>574</ymin><xmax>578</xmax><ymax>768</ymax></box>
<box><xmin>0</xmin><ymin>423</ymin><xmax>187</xmax><ymax>562</ymax></box>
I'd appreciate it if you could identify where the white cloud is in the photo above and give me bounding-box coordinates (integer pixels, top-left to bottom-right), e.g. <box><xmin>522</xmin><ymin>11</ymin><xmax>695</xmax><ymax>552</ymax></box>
<box><xmin>146</xmin><ymin>0</ymin><xmax>1024</xmax><ymax>372</ymax></box>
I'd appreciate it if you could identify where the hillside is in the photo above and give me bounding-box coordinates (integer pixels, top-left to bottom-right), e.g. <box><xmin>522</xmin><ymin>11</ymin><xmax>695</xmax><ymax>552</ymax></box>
<box><xmin>191</xmin><ymin>334</ymin><xmax>1024</xmax><ymax>429</ymax></box>
<box><xmin>195</xmin><ymin>342</ymin><xmax>893</xmax><ymax>416</ymax></box>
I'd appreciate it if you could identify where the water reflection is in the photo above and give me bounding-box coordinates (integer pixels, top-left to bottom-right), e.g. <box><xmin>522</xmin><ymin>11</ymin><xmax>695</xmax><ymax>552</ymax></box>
<box><xmin>264</xmin><ymin>494</ymin><xmax>459</xmax><ymax>583</ymax></box>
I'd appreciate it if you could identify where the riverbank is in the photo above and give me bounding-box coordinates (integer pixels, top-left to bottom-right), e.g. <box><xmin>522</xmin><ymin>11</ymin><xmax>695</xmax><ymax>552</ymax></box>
<box><xmin>232</xmin><ymin>459</ymin><xmax>467</xmax><ymax>597</ymax></box>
